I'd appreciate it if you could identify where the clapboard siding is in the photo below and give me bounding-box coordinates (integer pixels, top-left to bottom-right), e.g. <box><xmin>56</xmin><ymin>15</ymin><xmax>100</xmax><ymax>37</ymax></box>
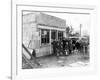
<box><xmin>36</xmin><ymin>45</ymin><xmax>51</xmax><ymax>57</ymax></box>
<box><xmin>23</xmin><ymin>23</ymin><xmax>38</xmax><ymax>48</ymax></box>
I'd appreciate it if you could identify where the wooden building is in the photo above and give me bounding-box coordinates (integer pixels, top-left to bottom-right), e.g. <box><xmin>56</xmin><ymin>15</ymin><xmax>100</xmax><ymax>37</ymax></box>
<box><xmin>23</xmin><ymin>12</ymin><xmax>66</xmax><ymax>58</ymax></box>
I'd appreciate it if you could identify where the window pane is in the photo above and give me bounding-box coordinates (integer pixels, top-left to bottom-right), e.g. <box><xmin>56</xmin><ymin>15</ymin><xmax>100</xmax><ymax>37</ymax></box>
<box><xmin>58</xmin><ymin>31</ymin><xmax>63</xmax><ymax>40</ymax></box>
<box><xmin>41</xmin><ymin>29</ymin><xmax>49</xmax><ymax>44</ymax></box>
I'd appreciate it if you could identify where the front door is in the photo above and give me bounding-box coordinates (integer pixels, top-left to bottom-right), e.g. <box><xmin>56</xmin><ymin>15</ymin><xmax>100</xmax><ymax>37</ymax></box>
<box><xmin>51</xmin><ymin>30</ymin><xmax>57</xmax><ymax>41</ymax></box>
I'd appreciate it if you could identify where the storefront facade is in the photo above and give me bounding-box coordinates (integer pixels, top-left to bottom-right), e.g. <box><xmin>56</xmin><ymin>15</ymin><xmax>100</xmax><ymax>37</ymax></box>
<box><xmin>23</xmin><ymin>12</ymin><xmax>66</xmax><ymax>57</ymax></box>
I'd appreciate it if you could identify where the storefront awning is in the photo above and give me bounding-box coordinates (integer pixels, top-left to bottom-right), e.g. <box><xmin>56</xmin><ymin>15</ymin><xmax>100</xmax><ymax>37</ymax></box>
<box><xmin>38</xmin><ymin>25</ymin><xmax>66</xmax><ymax>31</ymax></box>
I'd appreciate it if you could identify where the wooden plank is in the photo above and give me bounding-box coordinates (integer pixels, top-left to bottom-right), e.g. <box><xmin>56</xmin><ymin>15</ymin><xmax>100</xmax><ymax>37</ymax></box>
<box><xmin>22</xmin><ymin>44</ymin><xmax>40</xmax><ymax>66</ymax></box>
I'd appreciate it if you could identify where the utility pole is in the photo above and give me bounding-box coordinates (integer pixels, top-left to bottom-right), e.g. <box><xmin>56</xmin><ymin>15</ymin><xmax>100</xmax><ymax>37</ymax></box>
<box><xmin>80</xmin><ymin>24</ymin><xmax>82</xmax><ymax>38</ymax></box>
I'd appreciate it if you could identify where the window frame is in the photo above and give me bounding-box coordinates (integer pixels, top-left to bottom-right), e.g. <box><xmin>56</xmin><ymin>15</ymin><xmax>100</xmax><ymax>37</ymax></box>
<box><xmin>58</xmin><ymin>31</ymin><xmax>63</xmax><ymax>40</ymax></box>
<box><xmin>41</xmin><ymin>29</ymin><xmax>50</xmax><ymax>46</ymax></box>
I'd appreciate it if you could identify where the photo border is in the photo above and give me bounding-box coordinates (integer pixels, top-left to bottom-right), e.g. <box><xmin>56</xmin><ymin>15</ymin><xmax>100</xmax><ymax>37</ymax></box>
<box><xmin>11</xmin><ymin>2</ymin><xmax>97</xmax><ymax>80</ymax></box>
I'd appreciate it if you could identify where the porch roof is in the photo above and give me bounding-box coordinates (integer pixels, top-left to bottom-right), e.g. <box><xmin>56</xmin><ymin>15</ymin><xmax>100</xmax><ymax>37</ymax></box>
<box><xmin>36</xmin><ymin>13</ymin><xmax>66</xmax><ymax>28</ymax></box>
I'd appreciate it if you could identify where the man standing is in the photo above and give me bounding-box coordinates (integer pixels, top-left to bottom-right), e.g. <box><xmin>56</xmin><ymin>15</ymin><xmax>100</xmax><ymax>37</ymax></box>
<box><xmin>52</xmin><ymin>39</ymin><xmax>57</xmax><ymax>56</ymax></box>
<box><xmin>68</xmin><ymin>39</ymin><xmax>73</xmax><ymax>55</ymax></box>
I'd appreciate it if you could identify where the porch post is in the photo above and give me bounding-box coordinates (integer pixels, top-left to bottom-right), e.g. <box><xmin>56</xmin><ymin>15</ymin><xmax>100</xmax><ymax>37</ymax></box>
<box><xmin>57</xmin><ymin>30</ymin><xmax>58</xmax><ymax>40</ymax></box>
<box><xmin>50</xmin><ymin>30</ymin><xmax>51</xmax><ymax>54</ymax></box>
<box><xmin>40</xmin><ymin>29</ymin><xmax>41</xmax><ymax>47</ymax></box>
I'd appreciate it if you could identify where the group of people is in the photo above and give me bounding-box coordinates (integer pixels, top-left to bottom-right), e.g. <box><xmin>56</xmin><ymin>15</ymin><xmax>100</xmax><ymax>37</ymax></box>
<box><xmin>51</xmin><ymin>37</ymin><xmax>89</xmax><ymax>56</ymax></box>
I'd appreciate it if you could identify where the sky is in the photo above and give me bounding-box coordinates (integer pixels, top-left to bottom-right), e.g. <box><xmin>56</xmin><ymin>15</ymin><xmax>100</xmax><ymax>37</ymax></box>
<box><xmin>44</xmin><ymin>12</ymin><xmax>91</xmax><ymax>35</ymax></box>
<box><xmin>23</xmin><ymin>11</ymin><xmax>91</xmax><ymax>35</ymax></box>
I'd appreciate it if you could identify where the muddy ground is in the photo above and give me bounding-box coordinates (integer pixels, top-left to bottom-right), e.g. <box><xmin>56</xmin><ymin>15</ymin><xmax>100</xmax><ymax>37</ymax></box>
<box><xmin>22</xmin><ymin>51</ymin><xmax>89</xmax><ymax>69</ymax></box>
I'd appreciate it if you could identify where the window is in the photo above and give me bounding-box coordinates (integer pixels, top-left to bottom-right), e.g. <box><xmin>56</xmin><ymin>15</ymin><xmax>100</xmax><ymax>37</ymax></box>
<box><xmin>51</xmin><ymin>30</ymin><xmax>57</xmax><ymax>40</ymax></box>
<box><xmin>41</xmin><ymin>29</ymin><xmax>50</xmax><ymax>45</ymax></box>
<box><xmin>58</xmin><ymin>31</ymin><xmax>63</xmax><ymax>40</ymax></box>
